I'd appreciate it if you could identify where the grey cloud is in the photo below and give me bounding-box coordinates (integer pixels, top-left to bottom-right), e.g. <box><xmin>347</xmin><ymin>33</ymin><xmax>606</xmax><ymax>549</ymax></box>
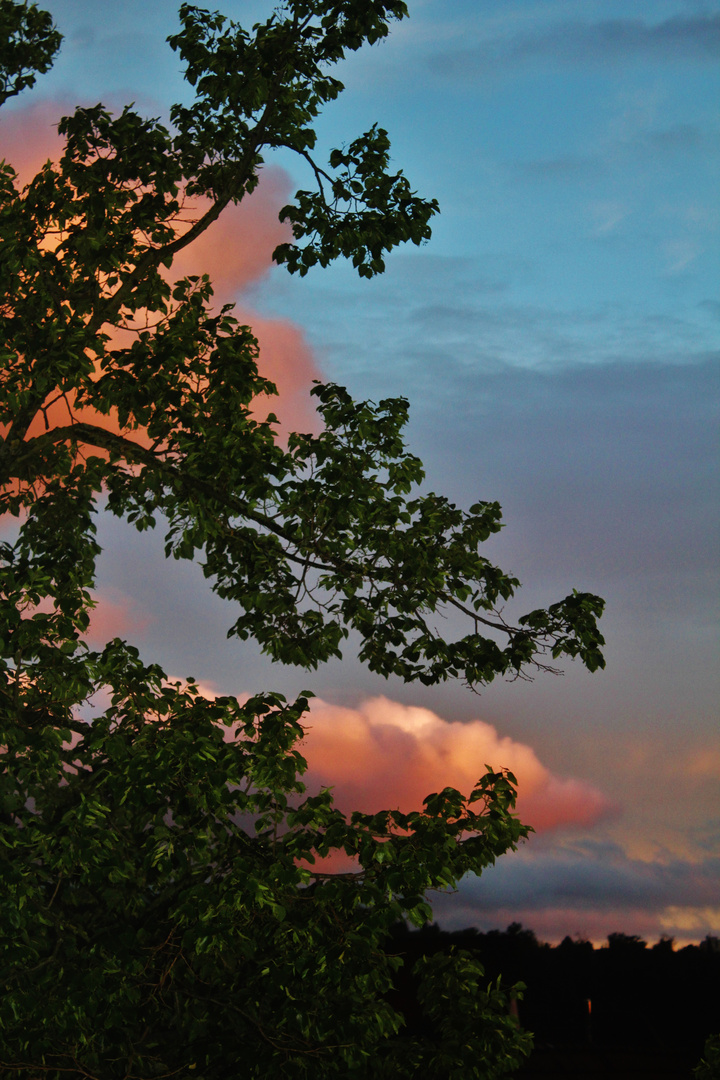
<box><xmin>514</xmin><ymin>124</ymin><xmax>715</xmax><ymax>181</ymax></box>
<box><xmin>699</xmin><ymin>299</ymin><xmax>720</xmax><ymax>319</ymax></box>
<box><xmin>323</xmin><ymin>253</ymin><xmax>718</xmax><ymax>380</ymax></box>
<box><xmin>262</xmin><ymin>253</ymin><xmax>720</xmax><ymax>599</ymax></box>
<box><xmin>513</xmin><ymin>155</ymin><xmax>603</xmax><ymax>181</ymax></box>
<box><xmin>277</xmin><ymin>253</ymin><xmax>719</xmax><ymax>599</ymax></box>
<box><xmin>429</xmin><ymin>14</ymin><xmax>720</xmax><ymax>77</ymax></box>
<box><xmin>451</xmin><ymin>845</ymin><xmax>720</xmax><ymax>914</ymax></box>
<box><xmin>641</xmin><ymin>124</ymin><xmax>707</xmax><ymax>151</ymax></box>
<box><xmin>413</xmin><ymin>355</ymin><xmax>720</xmax><ymax>585</ymax></box>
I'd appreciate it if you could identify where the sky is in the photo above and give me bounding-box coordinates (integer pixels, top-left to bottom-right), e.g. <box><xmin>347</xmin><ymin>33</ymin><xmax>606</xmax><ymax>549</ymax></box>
<box><xmin>1</xmin><ymin>0</ymin><xmax>719</xmax><ymax>946</ymax></box>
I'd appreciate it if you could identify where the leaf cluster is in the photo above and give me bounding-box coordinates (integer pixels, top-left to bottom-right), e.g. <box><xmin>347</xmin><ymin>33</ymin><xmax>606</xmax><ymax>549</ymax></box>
<box><xmin>1</xmin><ymin>642</ymin><xmax>530</xmax><ymax>1078</ymax></box>
<box><xmin>0</xmin><ymin>0</ymin><xmax>60</xmax><ymax>106</ymax></box>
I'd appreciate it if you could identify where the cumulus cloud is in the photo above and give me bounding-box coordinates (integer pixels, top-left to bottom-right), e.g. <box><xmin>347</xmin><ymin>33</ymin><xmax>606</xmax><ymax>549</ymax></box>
<box><xmin>232</xmin><ymin>310</ymin><xmax>324</xmax><ymax>433</ymax></box>
<box><xmin>300</xmin><ymin>696</ymin><xmax>614</xmax><ymax>833</ymax></box>
<box><xmin>0</xmin><ymin>586</ymin><xmax>153</xmax><ymax>649</ymax></box>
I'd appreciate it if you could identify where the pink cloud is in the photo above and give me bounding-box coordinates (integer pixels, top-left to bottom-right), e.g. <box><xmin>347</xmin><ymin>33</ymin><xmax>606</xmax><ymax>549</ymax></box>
<box><xmin>300</xmin><ymin>696</ymin><xmax>615</xmax><ymax>835</ymax></box>
<box><xmin>83</xmin><ymin>587</ymin><xmax>155</xmax><ymax>646</ymax></box>
<box><xmin>0</xmin><ymin>588</ymin><xmax>152</xmax><ymax>646</ymax></box>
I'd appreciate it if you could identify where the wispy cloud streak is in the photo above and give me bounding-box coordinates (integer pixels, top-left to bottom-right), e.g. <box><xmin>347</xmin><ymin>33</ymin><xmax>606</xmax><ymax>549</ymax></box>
<box><xmin>428</xmin><ymin>14</ymin><xmax>720</xmax><ymax>78</ymax></box>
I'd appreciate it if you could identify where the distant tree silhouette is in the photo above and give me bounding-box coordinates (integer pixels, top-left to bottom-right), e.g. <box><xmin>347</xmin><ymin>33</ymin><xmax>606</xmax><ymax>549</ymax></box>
<box><xmin>385</xmin><ymin>921</ymin><xmax>720</xmax><ymax>1072</ymax></box>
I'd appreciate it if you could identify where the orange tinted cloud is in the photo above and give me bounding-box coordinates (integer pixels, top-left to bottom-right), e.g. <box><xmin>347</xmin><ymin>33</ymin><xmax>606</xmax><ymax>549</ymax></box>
<box><xmin>230</xmin><ymin>309</ymin><xmax>323</xmax><ymax>433</ymax></box>
<box><xmin>300</xmin><ymin>696</ymin><xmax>615</xmax><ymax>834</ymax></box>
<box><xmin>684</xmin><ymin>748</ymin><xmax>720</xmax><ymax>779</ymax></box>
<box><xmin>171</xmin><ymin>170</ymin><xmax>293</xmax><ymax>296</ymax></box>
<box><xmin>0</xmin><ymin>104</ymin><xmax>158</xmax><ymax>455</ymax></box>
<box><xmin>0</xmin><ymin>100</ymin><xmax>64</xmax><ymax>183</ymax></box>
<box><xmin>1</xmin><ymin>102</ymin><xmax>324</xmax><ymax>439</ymax></box>
<box><xmin>172</xmin><ymin>177</ymin><xmax>324</xmax><ymax>433</ymax></box>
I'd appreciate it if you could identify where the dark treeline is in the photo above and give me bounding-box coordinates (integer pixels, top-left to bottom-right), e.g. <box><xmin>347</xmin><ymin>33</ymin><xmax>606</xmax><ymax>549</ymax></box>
<box><xmin>386</xmin><ymin>922</ymin><xmax>720</xmax><ymax>1077</ymax></box>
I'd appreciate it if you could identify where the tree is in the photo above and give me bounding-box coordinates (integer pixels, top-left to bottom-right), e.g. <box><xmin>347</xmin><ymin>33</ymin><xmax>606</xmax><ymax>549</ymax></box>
<box><xmin>0</xmin><ymin>0</ymin><xmax>60</xmax><ymax>106</ymax></box>
<box><xmin>0</xmin><ymin>2</ymin><xmax>605</xmax><ymax>1076</ymax></box>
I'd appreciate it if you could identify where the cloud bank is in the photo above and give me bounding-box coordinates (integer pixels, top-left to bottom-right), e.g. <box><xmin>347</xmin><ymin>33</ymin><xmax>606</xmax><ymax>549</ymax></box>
<box><xmin>431</xmin><ymin>842</ymin><xmax>720</xmax><ymax>945</ymax></box>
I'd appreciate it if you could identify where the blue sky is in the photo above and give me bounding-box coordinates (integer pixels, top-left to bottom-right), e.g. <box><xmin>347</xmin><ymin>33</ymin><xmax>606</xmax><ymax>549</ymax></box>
<box><xmin>3</xmin><ymin>0</ymin><xmax>719</xmax><ymax>944</ymax></box>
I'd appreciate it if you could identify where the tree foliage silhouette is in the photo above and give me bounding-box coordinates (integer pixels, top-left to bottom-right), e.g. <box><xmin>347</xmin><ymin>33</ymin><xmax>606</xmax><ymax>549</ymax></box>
<box><xmin>0</xmin><ymin>3</ymin><xmax>604</xmax><ymax>1077</ymax></box>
